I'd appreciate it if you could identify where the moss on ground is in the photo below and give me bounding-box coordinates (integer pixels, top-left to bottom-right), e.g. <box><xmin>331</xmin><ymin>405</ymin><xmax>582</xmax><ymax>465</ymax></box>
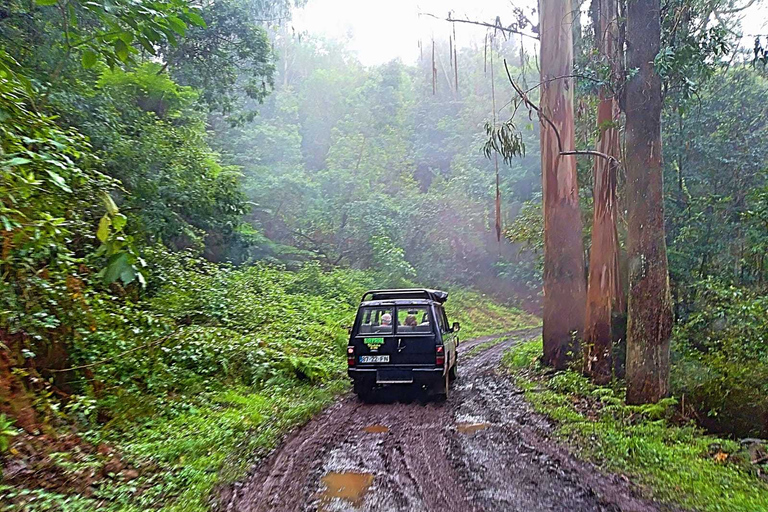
<box><xmin>502</xmin><ymin>338</ymin><xmax>768</xmax><ymax>512</ymax></box>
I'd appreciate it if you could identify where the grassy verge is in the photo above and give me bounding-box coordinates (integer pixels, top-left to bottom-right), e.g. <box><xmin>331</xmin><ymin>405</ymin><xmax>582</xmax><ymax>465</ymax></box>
<box><xmin>1</xmin><ymin>380</ymin><xmax>347</xmax><ymax>512</ymax></box>
<box><xmin>445</xmin><ymin>289</ymin><xmax>540</xmax><ymax>339</ymax></box>
<box><xmin>502</xmin><ymin>338</ymin><xmax>768</xmax><ymax>512</ymax></box>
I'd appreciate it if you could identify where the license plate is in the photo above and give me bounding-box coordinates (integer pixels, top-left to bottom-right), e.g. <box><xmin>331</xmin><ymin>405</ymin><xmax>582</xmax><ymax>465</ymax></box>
<box><xmin>359</xmin><ymin>355</ymin><xmax>389</xmax><ymax>364</ymax></box>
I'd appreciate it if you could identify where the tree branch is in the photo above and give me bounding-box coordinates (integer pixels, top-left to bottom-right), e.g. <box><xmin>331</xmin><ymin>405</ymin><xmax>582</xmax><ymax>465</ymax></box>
<box><xmin>502</xmin><ymin>59</ymin><xmax>622</xmax><ymax>167</ymax></box>
<box><xmin>419</xmin><ymin>12</ymin><xmax>539</xmax><ymax>41</ymax></box>
<box><xmin>503</xmin><ymin>58</ymin><xmax>563</xmax><ymax>153</ymax></box>
<box><xmin>560</xmin><ymin>150</ymin><xmax>620</xmax><ymax>167</ymax></box>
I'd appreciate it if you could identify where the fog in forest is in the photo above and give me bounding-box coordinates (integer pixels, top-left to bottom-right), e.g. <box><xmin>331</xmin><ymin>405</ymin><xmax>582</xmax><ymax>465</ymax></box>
<box><xmin>2</xmin><ymin>0</ymin><xmax>768</xmax><ymax>510</ymax></box>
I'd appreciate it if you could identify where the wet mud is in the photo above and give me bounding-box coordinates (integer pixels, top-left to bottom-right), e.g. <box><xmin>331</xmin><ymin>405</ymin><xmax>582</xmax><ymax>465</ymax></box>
<box><xmin>218</xmin><ymin>328</ymin><xmax>666</xmax><ymax>512</ymax></box>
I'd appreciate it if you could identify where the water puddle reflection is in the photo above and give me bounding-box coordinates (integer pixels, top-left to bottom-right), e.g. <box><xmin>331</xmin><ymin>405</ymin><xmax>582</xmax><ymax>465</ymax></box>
<box><xmin>319</xmin><ymin>472</ymin><xmax>374</xmax><ymax>507</ymax></box>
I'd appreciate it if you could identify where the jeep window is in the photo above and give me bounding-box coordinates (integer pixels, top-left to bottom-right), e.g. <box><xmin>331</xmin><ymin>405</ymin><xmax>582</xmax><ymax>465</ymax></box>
<box><xmin>357</xmin><ymin>307</ymin><xmax>394</xmax><ymax>334</ymax></box>
<box><xmin>436</xmin><ymin>306</ymin><xmax>449</xmax><ymax>333</ymax></box>
<box><xmin>396</xmin><ymin>306</ymin><xmax>432</xmax><ymax>334</ymax></box>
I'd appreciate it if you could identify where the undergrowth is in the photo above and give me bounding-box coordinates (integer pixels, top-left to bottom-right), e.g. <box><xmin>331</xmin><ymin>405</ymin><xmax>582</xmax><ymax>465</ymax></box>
<box><xmin>1</xmin><ymin>249</ymin><xmax>530</xmax><ymax>511</ymax></box>
<box><xmin>444</xmin><ymin>290</ymin><xmax>539</xmax><ymax>339</ymax></box>
<box><xmin>502</xmin><ymin>338</ymin><xmax>768</xmax><ymax>512</ymax></box>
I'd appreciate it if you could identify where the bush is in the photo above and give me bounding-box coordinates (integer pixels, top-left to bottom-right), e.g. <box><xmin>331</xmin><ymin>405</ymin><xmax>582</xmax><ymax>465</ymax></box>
<box><xmin>671</xmin><ymin>279</ymin><xmax>768</xmax><ymax>437</ymax></box>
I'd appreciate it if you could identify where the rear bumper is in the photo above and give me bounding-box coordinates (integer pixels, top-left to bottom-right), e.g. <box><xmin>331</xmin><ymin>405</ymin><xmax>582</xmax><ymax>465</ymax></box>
<box><xmin>348</xmin><ymin>367</ymin><xmax>443</xmax><ymax>385</ymax></box>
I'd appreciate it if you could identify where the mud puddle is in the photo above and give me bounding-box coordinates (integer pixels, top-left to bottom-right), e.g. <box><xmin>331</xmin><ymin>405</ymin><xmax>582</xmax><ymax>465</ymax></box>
<box><xmin>456</xmin><ymin>422</ymin><xmax>490</xmax><ymax>434</ymax></box>
<box><xmin>362</xmin><ymin>424</ymin><xmax>389</xmax><ymax>434</ymax></box>
<box><xmin>319</xmin><ymin>472</ymin><xmax>374</xmax><ymax>507</ymax></box>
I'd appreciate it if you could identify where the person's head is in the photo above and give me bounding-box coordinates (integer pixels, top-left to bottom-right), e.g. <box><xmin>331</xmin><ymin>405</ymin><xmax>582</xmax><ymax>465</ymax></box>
<box><xmin>404</xmin><ymin>315</ymin><xmax>417</xmax><ymax>327</ymax></box>
<box><xmin>381</xmin><ymin>313</ymin><xmax>392</xmax><ymax>326</ymax></box>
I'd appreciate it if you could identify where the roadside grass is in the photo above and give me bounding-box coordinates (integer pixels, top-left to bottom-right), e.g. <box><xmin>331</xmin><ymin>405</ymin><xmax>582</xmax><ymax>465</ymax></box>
<box><xmin>1</xmin><ymin>380</ymin><xmax>347</xmax><ymax>512</ymax></box>
<box><xmin>502</xmin><ymin>338</ymin><xmax>768</xmax><ymax>512</ymax></box>
<box><xmin>445</xmin><ymin>289</ymin><xmax>540</xmax><ymax>339</ymax></box>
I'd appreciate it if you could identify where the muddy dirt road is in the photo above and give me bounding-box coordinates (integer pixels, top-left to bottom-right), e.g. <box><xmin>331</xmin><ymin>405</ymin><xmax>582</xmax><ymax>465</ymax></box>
<box><xmin>219</xmin><ymin>329</ymin><xmax>665</xmax><ymax>512</ymax></box>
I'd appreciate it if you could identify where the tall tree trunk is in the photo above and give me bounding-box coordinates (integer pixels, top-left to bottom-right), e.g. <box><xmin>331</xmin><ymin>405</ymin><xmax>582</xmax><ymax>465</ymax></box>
<box><xmin>624</xmin><ymin>0</ymin><xmax>674</xmax><ymax>404</ymax></box>
<box><xmin>584</xmin><ymin>0</ymin><xmax>624</xmax><ymax>384</ymax></box>
<box><xmin>540</xmin><ymin>0</ymin><xmax>587</xmax><ymax>369</ymax></box>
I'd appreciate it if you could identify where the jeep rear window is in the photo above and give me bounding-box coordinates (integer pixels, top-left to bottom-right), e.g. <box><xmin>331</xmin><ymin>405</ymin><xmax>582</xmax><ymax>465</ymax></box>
<box><xmin>357</xmin><ymin>307</ymin><xmax>393</xmax><ymax>334</ymax></box>
<box><xmin>396</xmin><ymin>306</ymin><xmax>432</xmax><ymax>334</ymax></box>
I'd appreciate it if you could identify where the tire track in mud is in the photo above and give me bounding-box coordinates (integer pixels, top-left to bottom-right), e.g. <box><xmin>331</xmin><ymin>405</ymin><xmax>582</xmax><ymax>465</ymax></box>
<box><xmin>218</xmin><ymin>328</ymin><xmax>663</xmax><ymax>512</ymax></box>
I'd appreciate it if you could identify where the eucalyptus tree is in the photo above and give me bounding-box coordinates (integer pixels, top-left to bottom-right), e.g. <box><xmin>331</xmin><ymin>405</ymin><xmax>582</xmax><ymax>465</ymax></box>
<box><xmin>583</xmin><ymin>0</ymin><xmax>624</xmax><ymax>384</ymax></box>
<box><xmin>539</xmin><ymin>0</ymin><xmax>587</xmax><ymax>369</ymax></box>
<box><xmin>624</xmin><ymin>0</ymin><xmax>674</xmax><ymax>404</ymax></box>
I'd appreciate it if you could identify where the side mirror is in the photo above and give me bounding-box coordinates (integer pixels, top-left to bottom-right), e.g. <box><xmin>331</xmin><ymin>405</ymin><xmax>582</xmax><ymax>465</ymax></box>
<box><xmin>452</xmin><ymin>322</ymin><xmax>461</xmax><ymax>332</ymax></box>
<box><xmin>344</xmin><ymin>326</ymin><xmax>352</xmax><ymax>335</ymax></box>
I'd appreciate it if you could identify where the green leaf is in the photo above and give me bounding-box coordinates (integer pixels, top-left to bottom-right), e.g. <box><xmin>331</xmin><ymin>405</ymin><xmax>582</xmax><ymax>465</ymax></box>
<box><xmin>166</xmin><ymin>16</ymin><xmax>187</xmax><ymax>36</ymax></box>
<box><xmin>81</xmin><ymin>50</ymin><xmax>98</xmax><ymax>69</ymax></box>
<box><xmin>4</xmin><ymin>157</ymin><xmax>32</xmax><ymax>167</ymax></box>
<box><xmin>117</xmin><ymin>31</ymin><xmax>133</xmax><ymax>44</ymax></box>
<box><xmin>45</xmin><ymin>170</ymin><xmax>72</xmax><ymax>192</ymax></box>
<box><xmin>34</xmin><ymin>0</ymin><xmax>58</xmax><ymax>5</ymax></box>
<box><xmin>137</xmin><ymin>36</ymin><xmax>156</xmax><ymax>55</ymax></box>
<box><xmin>186</xmin><ymin>11</ymin><xmax>206</xmax><ymax>28</ymax></box>
<box><xmin>103</xmin><ymin>252</ymin><xmax>130</xmax><ymax>284</ymax></box>
<box><xmin>142</xmin><ymin>27</ymin><xmax>163</xmax><ymax>43</ymax></box>
<box><xmin>112</xmin><ymin>213</ymin><xmax>127</xmax><ymax>232</ymax></box>
<box><xmin>97</xmin><ymin>214</ymin><xmax>111</xmax><ymax>243</ymax></box>
<box><xmin>101</xmin><ymin>191</ymin><xmax>119</xmax><ymax>216</ymax></box>
<box><xmin>114</xmin><ymin>39</ymin><xmax>129</xmax><ymax>62</ymax></box>
<box><xmin>119</xmin><ymin>265</ymin><xmax>137</xmax><ymax>284</ymax></box>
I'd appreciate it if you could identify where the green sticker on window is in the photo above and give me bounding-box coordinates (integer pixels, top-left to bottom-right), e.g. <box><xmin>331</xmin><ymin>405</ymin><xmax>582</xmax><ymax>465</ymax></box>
<box><xmin>364</xmin><ymin>337</ymin><xmax>384</xmax><ymax>348</ymax></box>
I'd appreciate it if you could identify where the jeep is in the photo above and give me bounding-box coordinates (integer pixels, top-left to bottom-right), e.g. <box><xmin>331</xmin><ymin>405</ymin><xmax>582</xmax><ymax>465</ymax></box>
<box><xmin>347</xmin><ymin>288</ymin><xmax>460</xmax><ymax>401</ymax></box>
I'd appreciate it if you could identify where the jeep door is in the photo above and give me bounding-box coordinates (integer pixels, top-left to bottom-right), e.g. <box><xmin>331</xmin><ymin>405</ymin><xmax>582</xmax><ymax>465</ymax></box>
<box><xmin>353</xmin><ymin>306</ymin><xmax>396</xmax><ymax>366</ymax></box>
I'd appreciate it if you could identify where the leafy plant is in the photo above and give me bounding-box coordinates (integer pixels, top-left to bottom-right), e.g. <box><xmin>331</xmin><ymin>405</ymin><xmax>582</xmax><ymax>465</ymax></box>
<box><xmin>0</xmin><ymin>414</ymin><xmax>18</xmax><ymax>453</ymax></box>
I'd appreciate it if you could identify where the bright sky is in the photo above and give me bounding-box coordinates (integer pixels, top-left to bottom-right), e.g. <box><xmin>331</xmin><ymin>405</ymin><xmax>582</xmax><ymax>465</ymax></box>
<box><xmin>292</xmin><ymin>0</ymin><xmax>768</xmax><ymax>66</ymax></box>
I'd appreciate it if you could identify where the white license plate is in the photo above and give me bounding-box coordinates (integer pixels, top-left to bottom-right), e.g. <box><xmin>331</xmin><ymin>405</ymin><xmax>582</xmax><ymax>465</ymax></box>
<box><xmin>359</xmin><ymin>355</ymin><xmax>390</xmax><ymax>364</ymax></box>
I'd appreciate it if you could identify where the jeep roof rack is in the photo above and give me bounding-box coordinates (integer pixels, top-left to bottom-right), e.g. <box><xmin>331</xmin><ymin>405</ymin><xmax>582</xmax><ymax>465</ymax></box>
<box><xmin>361</xmin><ymin>288</ymin><xmax>449</xmax><ymax>303</ymax></box>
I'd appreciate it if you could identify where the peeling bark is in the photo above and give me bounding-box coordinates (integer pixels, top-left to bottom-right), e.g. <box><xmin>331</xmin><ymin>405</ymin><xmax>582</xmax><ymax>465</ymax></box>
<box><xmin>584</xmin><ymin>0</ymin><xmax>624</xmax><ymax>385</ymax></box>
<box><xmin>540</xmin><ymin>0</ymin><xmax>587</xmax><ymax>369</ymax></box>
<box><xmin>624</xmin><ymin>0</ymin><xmax>673</xmax><ymax>404</ymax></box>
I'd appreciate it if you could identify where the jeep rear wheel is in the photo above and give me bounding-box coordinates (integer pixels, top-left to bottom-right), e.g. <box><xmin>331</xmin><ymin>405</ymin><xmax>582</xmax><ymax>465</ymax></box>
<box><xmin>449</xmin><ymin>360</ymin><xmax>458</xmax><ymax>381</ymax></box>
<box><xmin>438</xmin><ymin>368</ymin><xmax>450</xmax><ymax>400</ymax></box>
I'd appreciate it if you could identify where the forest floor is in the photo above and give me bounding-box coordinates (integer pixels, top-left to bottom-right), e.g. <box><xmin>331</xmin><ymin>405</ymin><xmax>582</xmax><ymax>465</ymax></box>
<box><xmin>217</xmin><ymin>328</ymin><xmax>663</xmax><ymax>512</ymax></box>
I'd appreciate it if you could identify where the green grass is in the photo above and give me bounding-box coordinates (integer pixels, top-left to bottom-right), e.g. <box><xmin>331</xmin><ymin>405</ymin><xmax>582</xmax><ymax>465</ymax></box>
<box><xmin>1</xmin><ymin>380</ymin><xmax>347</xmax><ymax>512</ymax></box>
<box><xmin>445</xmin><ymin>289</ymin><xmax>540</xmax><ymax>339</ymax></box>
<box><xmin>502</xmin><ymin>338</ymin><xmax>768</xmax><ymax>512</ymax></box>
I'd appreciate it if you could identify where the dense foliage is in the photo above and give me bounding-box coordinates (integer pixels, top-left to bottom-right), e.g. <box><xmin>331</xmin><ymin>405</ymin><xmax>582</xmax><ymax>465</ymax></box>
<box><xmin>213</xmin><ymin>36</ymin><xmax>543</xmax><ymax>300</ymax></box>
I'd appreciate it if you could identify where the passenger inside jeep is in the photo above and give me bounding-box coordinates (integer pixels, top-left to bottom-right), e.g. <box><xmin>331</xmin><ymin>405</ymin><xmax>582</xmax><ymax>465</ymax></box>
<box><xmin>397</xmin><ymin>308</ymin><xmax>431</xmax><ymax>333</ymax></box>
<box><xmin>358</xmin><ymin>307</ymin><xmax>394</xmax><ymax>334</ymax></box>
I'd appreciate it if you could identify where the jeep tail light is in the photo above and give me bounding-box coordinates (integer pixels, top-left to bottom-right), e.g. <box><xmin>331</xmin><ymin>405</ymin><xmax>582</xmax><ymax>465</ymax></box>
<box><xmin>347</xmin><ymin>346</ymin><xmax>355</xmax><ymax>367</ymax></box>
<box><xmin>436</xmin><ymin>345</ymin><xmax>445</xmax><ymax>366</ymax></box>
